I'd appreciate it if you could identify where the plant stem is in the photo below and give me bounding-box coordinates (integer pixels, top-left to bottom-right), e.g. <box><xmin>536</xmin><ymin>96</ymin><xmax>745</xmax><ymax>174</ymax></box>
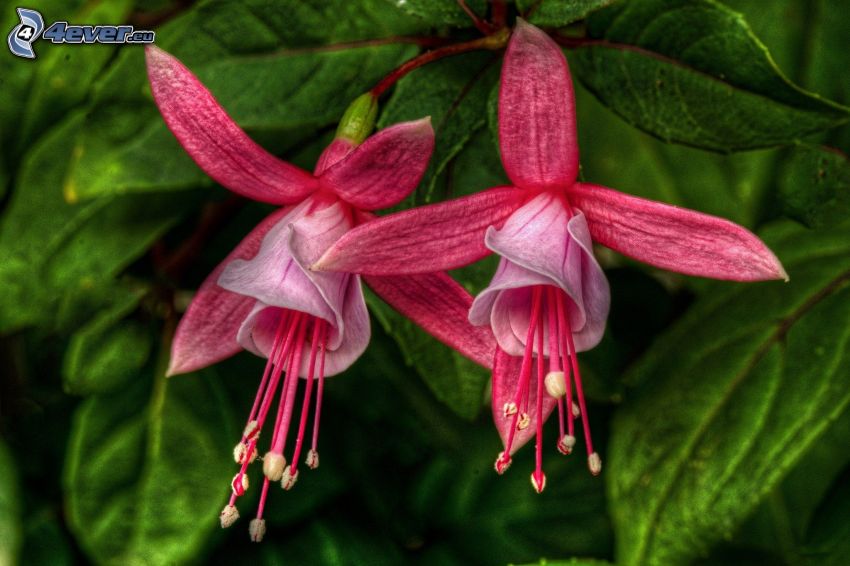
<box><xmin>371</xmin><ymin>28</ymin><xmax>510</xmax><ymax>98</ymax></box>
<box><xmin>457</xmin><ymin>0</ymin><xmax>494</xmax><ymax>35</ymax></box>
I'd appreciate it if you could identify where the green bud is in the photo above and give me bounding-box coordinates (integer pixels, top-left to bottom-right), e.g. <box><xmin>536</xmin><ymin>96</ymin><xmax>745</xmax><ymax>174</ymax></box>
<box><xmin>335</xmin><ymin>93</ymin><xmax>378</xmax><ymax>145</ymax></box>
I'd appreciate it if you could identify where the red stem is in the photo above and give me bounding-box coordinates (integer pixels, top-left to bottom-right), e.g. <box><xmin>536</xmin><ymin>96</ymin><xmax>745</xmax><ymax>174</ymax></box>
<box><xmin>371</xmin><ymin>28</ymin><xmax>510</xmax><ymax>98</ymax></box>
<box><xmin>457</xmin><ymin>0</ymin><xmax>494</xmax><ymax>35</ymax></box>
<box><xmin>491</xmin><ymin>0</ymin><xmax>507</xmax><ymax>28</ymax></box>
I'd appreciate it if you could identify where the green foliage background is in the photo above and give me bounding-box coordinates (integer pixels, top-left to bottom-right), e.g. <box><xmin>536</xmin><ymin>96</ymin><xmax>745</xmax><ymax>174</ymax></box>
<box><xmin>1</xmin><ymin>0</ymin><xmax>849</xmax><ymax>564</ymax></box>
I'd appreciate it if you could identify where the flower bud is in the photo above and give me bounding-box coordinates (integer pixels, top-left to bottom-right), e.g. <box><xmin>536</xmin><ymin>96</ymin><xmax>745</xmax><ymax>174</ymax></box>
<box><xmin>335</xmin><ymin>92</ymin><xmax>378</xmax><ymax>145</ymax></box>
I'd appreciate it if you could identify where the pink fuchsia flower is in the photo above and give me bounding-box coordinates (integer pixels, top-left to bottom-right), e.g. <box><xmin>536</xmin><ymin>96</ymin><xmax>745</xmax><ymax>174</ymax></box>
<box><xmin>146</xmin><ymin>46</ymin><xmax>495</xmax><ymax>537</ymax></box>
<box><xmin>312</xmin><ymin>20</ymin><xmax>787</xmax><ymax>492</ymax></box>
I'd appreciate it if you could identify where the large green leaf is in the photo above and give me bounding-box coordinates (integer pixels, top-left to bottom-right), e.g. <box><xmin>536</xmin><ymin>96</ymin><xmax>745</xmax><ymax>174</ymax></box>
<box><xmin>380</xmin><ymin>0</ymin><xmax>487</xmax><ymax>26</ymax></box>
<box><xmin>517</xmin><ymin>0</ymin><xmax>616</xmax><ymax>27</ymax></box>
<box><xmin>0</xmin><ymin>111</ymin><xmax>196</xmax><ymax>333</ymax></box>
<box><xmin>378</xmin><ymin>52</ymin><xmax>499</xmax><ymax>206</ymax></box>
<box><xmin>0</xmin><ymin>440</ymin><xmax>21</xmax><ymax>566</ymax></box>
<box><xmin>63</xmin><ymin>0</ymin><xmax>426</xmax><ymax>200</ymax></box>
<box><xmin>608</xmin><ymin>220</ymin><xmax>850</xmax><ymax>565</ymax></box>
<box><xmin>64</xmin><ymin>366</ymin><xmax>238</xmax><ymax>565</ymax></box>
<box><xmin>801</xmin><ymin>466</ymin><xmax>850</xmax><ymax>565</ymax></box>
<box><xmin>62</xmin><ymin>285</ymin><xmax>152</xmax><ymax>395</ymax></box>
<box><xmin>778</xmin><ymin>145</ymin><xmax>850</xmax><ymax>229</ymax></box>
<box><xmin>571</xmin><ymin>0</ymin><xmax>850</xmax><ymax>151</ymax></box>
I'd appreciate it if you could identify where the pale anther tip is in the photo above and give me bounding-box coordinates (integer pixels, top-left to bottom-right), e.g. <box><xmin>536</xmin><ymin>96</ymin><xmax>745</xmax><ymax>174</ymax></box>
<box><xmin>306</xmin><ymin>449</ymin><xmax>320</xmax><ymax>470</ymax></box>
<box><xmin>220</xmin><ymin>504</ymin><xmax>239</xmax><ymax>528</ymax></box>
<box><xmin>588</xmin><ymin>452</ymin><xmax>602</xmax><ymax>476</ymax></box>
<box><xmin>263</xmin><ymin>452</ymin><xmax>286</xmax><ymax>482</ymax></box>
<box><xmin>544</xmin><ymin>371</ymin><xmax>566</xmax><ymax>399</ymax></box>
<box><xmin>516</xmin><ymin>412</ymin><xmax>530</xmax><ymax>430</ymax></box>
<box><xmin>494</xmin><ymin>451</ymin><xmax>512</xmax><ymax>475</ymax></box>
<box><xmin>249</xmin><ymin>518</ymin><xmax>266</xmax><ymax>543</ymax></box>
<box><xmin>281</xmin><ymin>465</ymin><xmax>299</xmax><ymax>490</ymax></box>
<box><xmin>557</xmin><ymin>434</ymin><xmax>576</xmax><ymax>455</ymax></box>
<box><xmin>530</xmin><ymin>471</ymin><xmax>547</xmax><ymax>494</ymax></box>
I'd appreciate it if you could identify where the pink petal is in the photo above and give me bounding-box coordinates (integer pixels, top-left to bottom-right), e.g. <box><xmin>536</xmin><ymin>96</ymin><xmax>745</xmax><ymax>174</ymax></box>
<box><xmin>237</xmin><ymin>276</ymin><xmax>370</xmax><ymax>377</ymax></box>
<box><xmin>312</xmin><ymin>187</ymin><xmax>525</xmax><ymax>275</ymax></box>
<box><xmin>313</xmin><ymin>138</ymin><xmax>356</xmax><ymax>176</ymax></box>
<box><xmin>167</xmin><ymin>206</ymin><xmax>293</xmax><ymax>376</ymax></box>
<box><xmin>499</xmin><ymin>19</ymin><xmax>579</xmax><ymax>191</ymax></box>
<box><xmin>491</xmin><ymin>348</ymin><xmax>558</xmax><ymax>455</ymax></box>
<box><xmin>319</xmin><ymin>119</ymin><xmax>435</xmax><ymax>210</ymax></box>
<box><xmin>365</xmin><ymin>272</ymin><xmax>496</xmax><ymax>369</ymax></box>
<box><xmin>470</xmin><ymin>194</ymin><xmax>609</xmax><ymax>353</ymax></box>
<box><xmin>146</xmin><ymin>46</ymin><xmax>317</xmax><ymax>205</ymax></box>
<box><xmin>218</xmin><ymin>198</ymin><xmax>354</xmax><ymax>349</ymax></box>
<box><xmin>570</xmin><ymin>183</ymin><xmax>789</xmax><ymax>281</ymax></box>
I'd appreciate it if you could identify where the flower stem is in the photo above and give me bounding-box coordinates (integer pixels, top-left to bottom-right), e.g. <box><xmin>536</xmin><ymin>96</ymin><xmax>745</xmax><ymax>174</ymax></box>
<box><xmin>491</xmin><ymin>0</ymin><xmax>507</xmax><ymax>28</ymax></box>
<box><xmin>457</xmin><ymin>0</ymin><xmax>494</xmax><ymax>35</ymax></box>
<box><xmin>370</xmin><ymin>27</ymin><xmax>510</xmax><ymax>98</ymax></box>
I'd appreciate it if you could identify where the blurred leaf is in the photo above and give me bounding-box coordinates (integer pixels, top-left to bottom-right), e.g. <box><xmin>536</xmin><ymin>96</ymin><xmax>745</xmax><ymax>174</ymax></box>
<box><xmin>379</xmin><ymin>52</ymin><xmax>499</xmax><ymax>206</ymax></box>
<box><xmin>0</xmin><ymin>440</ymin><xmax>21</xmax><ymax>566</ymax></box>
<box><xmin>410</xmin><ymin>425</ymin><xmax>614</xmax><ymax>563</ymax></box>
<box><xmin>518</xmin><ymin>0</ymin><xmax>616</xmax><ymax>27</ymax></box>
<box><xmin>62</xmin><ymin>286</ymin><xmax>151</xmax><ymax>395</ymax></box>
<box><xmin>64</xmin><ymin>0</ymin><xmax>424</xmax><ymax>200</ymax></box>
<box><xmin>518</xmin><ymin>560</ymin><xmax>613</xmax><ymax>566</ymax></box>
<box><xmin>366</xmin><ymin>289</ymin><xmax>489</xmax><ymax>421</ymax></box>
<box><xmin>609</xmin><ymin>220</ymin><xmax>850</xmax><ymax>564</ymax></box>
<box><xmin>571</xmin><ymin>0</ymin><xmax>850</xmax><ymax>151</ymax></box>
<box><xmin>801</xmin><ymin>466</ymin><xmax>850</xmax><ymax>565</ymax></box>
<box><xmin>0</xmin><ymin>111</ymin><xmax>196</xmax><ymax>333</ymax></box>
<box><xmin>779</xmin><ymin>145</ymin><xmax>850</xmax><ymax>229</ymax></box>
<box><xmin>19</xmin><ymin>506</ymin><xmax>74</xmax><ymax>566</ymax></box>
<box><xmin>18</xmin><ymin>0</ymin><xmax>134</xmax><ymax>148</ymax></box>
<box><xmin>382</xmin><ymin>0</ymin><xmax>487</xmax><ymax>26</ymax></box>
<box><xmin>64</xmin><ymin>365</ymin><xmax>238</xmax><ymax>565</ymax></box>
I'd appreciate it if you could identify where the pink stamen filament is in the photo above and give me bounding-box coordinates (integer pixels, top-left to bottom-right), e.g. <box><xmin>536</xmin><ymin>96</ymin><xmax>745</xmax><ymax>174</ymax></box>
<box><xmin>289</xmin><ymin>320</ymin><xmax>327</xmax><ymax>474</ymax></box>
<box><xmin>310</xmin><ymin>325</ymin><xmax>328</xmax><ymax>457</ymax></box>
<box><xmin>546</xmin><ymin>287</ymin><xmax>566</xmax><ymax>440</ymax></box>
<box><xmin>556</xmin><ymin>292</ymin><xmax>577</xmax><ymax>441</ymax></box>
<box><xmin>563</xmin><ymin>303</ymin><xmax>595</xmax><ymax>457</ymax></box>
<box><xmin>533</xmin><ymin>303</ymin><xmax>545</xmax><ymax>488</ymax></box>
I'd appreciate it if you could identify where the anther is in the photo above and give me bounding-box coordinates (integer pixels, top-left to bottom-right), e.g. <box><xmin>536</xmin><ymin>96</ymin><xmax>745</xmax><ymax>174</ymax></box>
<box><xmin>572</xmin><ymin>402</ymin><xmax>580</xmax><ymax>418</ymax></box>
<box><xmin>588</xmin><ymin>452</ymin><xmax>602</xmax><ymax>476</ymax></box>
<box><xmin>231</xmin><ymin>473</ymin><xmax>249</xmax><ymax>496</ymax></box>
<box><xmin>281</xmin><ymin>465</ymin><xmax>299</xmax><ymax>490</ymax></box>
<box><xmin>494</xmin><ymin>451</ymin><xmax>512</xmax><ymax>474</ymax></box>
<box><xmin>544</xmin><ymin>371</ymin><xmax>566</xmax><ymax>398</ymax></box>
<box><xmin>517</xmin><ymin>412</ymin><xmax>530</xmax><ymax>430</ymax></box>
<box><xmin>249</xmin><ymin>518</ymin><xmax>266</xmax><ymax>543</ymax></box>
<box><xmin>243</xmin><ymin>420</ymin><xmax>259</xmax><ymax>440</ymax></box>
<box><xmin>306</xmin><ymin>449</ymin><xmax>320</xmax><ymax>470</ymax></box>
<box><xmin>233</xmin><ymin>442</ymin><xmax>258</xmax><ymax>465</ymax></box>
<box><xmin>219</xmin><ymin>504</ymin><xmax>239</xmax><ymax>528</ymax></box>
<box><xmin>503</xmin><ymin>402</ymin><xmax>518</xmax><ymax>418</ymax></box>
<box><xmin>557</xmin><ymin>434</ymin><xmax>576</xmax><ymax>455</ymax></box>
<box><xmin>262</xmin><ymin>452</ymin><xmax>286</xmax><ymax>481</ymax></box>
<box><xmin>530</xmin><ymin>470</ymin><xmax>547</xmax><ymax>493</ymax></box>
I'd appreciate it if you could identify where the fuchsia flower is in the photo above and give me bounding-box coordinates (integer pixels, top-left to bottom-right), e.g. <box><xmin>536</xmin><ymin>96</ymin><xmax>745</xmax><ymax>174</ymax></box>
<box><xmin>146</xmin><ymin>46</ymin><xmax>495</xmax><ymax>539</ymax></box>
<box><xmin>313</xmin><ymin>21</ymin><xmax>787</xmax><ymax>492</ymax></box>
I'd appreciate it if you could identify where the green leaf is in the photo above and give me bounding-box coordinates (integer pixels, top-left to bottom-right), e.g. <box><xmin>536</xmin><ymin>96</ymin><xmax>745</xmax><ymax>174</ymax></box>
<box><xmin>801</xmin><ymin>467</ymin><xmax>850</xmax><ymax>565</ymax></box>
<box><xmin>0</xmin><ymin>440</ymin><xmax>21</xmax><ymax>566</ymax></box>
<box><xmin>17</xmin><ymin>0</ymin><xmax>134</xmax><ymax>148</ymax></box>
<box><xmin>64</xmin><ymin>366</ymin><xmax>238</xmax><ymax>565</ymax></box>
<box><xmin>0</xmin><ymin>111</ymin><xmax>196</xmax><ymax>333</ymax></box>
<box><xmin>778</xmin><ymin>145</ymin><xmax>850</xmax><ymax>229</ymax></box>
<box><xmin>63</xmin><ymin>286</ymin><xmax>152</xmax><ymax>395</ymax></box>
<box><xmin>608</xmin><ymin>220</ymin><xmax>850</xmax><ymax>565</ymax></box>
<box><xmin>379</xmin><ymin>52</ymin><xmax>499</xmax><ymax>206</ymax></box>
<box><xmin>382</xmin><ymin>0</ymin><xmax>487</xmax><ymax>26</ymax></box>
<box><xmin>571</xmin><ymin>0</ymin><xmax>850</xmax><ymax>151</ymax></box>
<box><xmin>366</xmin><ymin>289</ymin><xmax>489</xmax><ymax>420</ymax></box>
<box><xmin>518</xmin><ymin>0</ymin><xmax>616</xmax><ymax>27</ymax></box>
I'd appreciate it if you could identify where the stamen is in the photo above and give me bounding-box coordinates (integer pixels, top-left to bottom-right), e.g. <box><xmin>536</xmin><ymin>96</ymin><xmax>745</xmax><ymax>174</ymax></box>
<box><xmin>262</xmin><ymin>452</ymin><xmax>286</xmax><ymax>482</ymax></box>
<box><xmin>533</xmin><ymin>305</ymin><xmax>545</xmax><ymax>493</ymax></box>
<box><xmin>502</xmin><ymin>288</ymin><xmax>543</xmax><ymax>458</ymax></box>
<box><xmin>220</xmin><ymin>504</ymin><xmax>239</xmax><ymax>528</ymax></box>
<box><xmin>530</xmin><ymin>470</ymin><xmax>546</xmax><ymax>494</ymax></box>
<box><xmin>308</xmin><ymin>324</ymin><xmax>329</xmax><ymax>466</ymax></box>
<box><xmin>562</xmin><ymin>302</ymin><xmax>596</xmax><ymax>461</ymax></box>
<box><xmin>494</xmin><ymin>451</ymin><xmax>512</xmax><ymax>474</ymax></box>
<box><xmin>556</xmin><ymin>292</ymin><xmax>577</xmax><ymax>442</ymax></box>
<box><xmin>249</xmin><ymin>518</ymin><xmax>266</xmax><ymax>542</ymax></box>
<box><xmin>281</xmin><ymin>465</ymin><xmax>299</xmax><ymax>490</ymax></box>
<box><xmin>588</xmin><ymin>452</ymin><xmax>602</xmax><ymax>475</ymax></box>
<box><xmin>557</xmin><ymin>434</ymin><xmax>576</xmax><ymax>455</ymax></box>
<box><xmin>287</xmin><ymin>320</ymin><xmax>326</xmax><ymax>481</ymax></box>
<box><xmin>544</xmin><ymin>371</ymin><xmax>566</xmax><ymax>398</ymax></box>
<box><xmin>516</xmin><ymin>412</ymin><xmax>530</xmax><ymax>430</ymax></box>
<box><xmin>305</xmin><ymin>449</ymin><xmax>320</xmax><ymax>470</ymax></box>
<box><xmin>231</xmin><ymin>473</ymin><xmax>249</xmax><ymax>496</ymax></box>
<box><xmin>503</xmin><ymin>402</ymin><xmax>518</xmax><ymax>418</ymax></box>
